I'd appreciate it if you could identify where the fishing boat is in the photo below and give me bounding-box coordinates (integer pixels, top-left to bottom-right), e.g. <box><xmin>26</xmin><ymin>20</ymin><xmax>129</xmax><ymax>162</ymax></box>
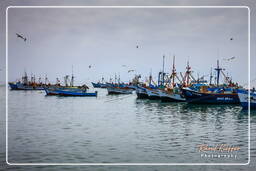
<box><xmin>181</xmin><ymin>60</ymin><xmax>240</xmax><ymax>104</ymax></box>
<box><xmin>9</xmin><ymin>82</ymin><xmax>44</xmax><ymax>90</ymax></box>
<box><xmin>158</xmin><ymin>56</ymin><xmax>186</xmax><ymax>102</ymax></box>
<box><xmin>44</xmin><ymin>86</ymin><xmax>97</xmax><ymax>96</ymax></box>
<box><xmin>9</xmin><ymin>72</ymin><xmax>45</xmax><ymax>90</ymax></box>
<box><xmin>182</xmin><ymin>86</ymin><xmax>239</xmax><ymax>104</ymax></box>
<box><xmin>237</xmin><ymin>89</ymin><xmax>256</xmax><ymax>109</ymax></box>
<box><xmin>107</xmin><ymin>86</ymin><xmax>133</xmax><ymax>94</ymax></box>
<box><xmin>91</xmin><ymin>82</ymin><xmax>102</xmax><ymax>88</ymax></box>
<box><xmin>144</xmin><ymin>55</ymin><xmax>168</xmax><ymax>100</ymax></box>
<box><xmin>92</xmin><ymin>76</ymin><xmax>108</xmax><ymax>88</ymax></box>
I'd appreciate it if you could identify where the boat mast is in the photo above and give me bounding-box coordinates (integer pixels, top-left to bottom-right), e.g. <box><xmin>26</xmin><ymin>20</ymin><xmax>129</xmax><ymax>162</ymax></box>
<box><xmin>214</xmin><ymin>60</ymin><xmax>222</xmax><ymax>86</ymax></box>
<box><xmin>71</xmin><ymin>65</ymin><xmax>74</xmax><ymax>87</ymax></box>
<box><xmin>209</xmin><ymin>67</ymin><xmax>213</xmax><ymax>85</ymax></box>
<box><xmin>186</xmin><ymin>61</ymin><xmax>190</xmax><ymax>86</ymax></box>
<box><xmin>172</xmin><ymin>55</ymin><xmax>176</xmax><ymax>87</ymax></box>
<box><xmin>149</xmin><ymin>69</ymin><xmax>152</xmax><ymax>86</ymax></box>
<box><xmin>162</xmin><ymin>55</ymin><xmax>165</xmax><ymax>86</ymax></box>
<box><xmin>44</xmin><ymin>74</ymin><xmax>48</xmax><ymax>85</ymax></box>
<box><xmin>114</xmin><ymin>73</ymin><xmax>117</xmax><ymax>84</ymax></box>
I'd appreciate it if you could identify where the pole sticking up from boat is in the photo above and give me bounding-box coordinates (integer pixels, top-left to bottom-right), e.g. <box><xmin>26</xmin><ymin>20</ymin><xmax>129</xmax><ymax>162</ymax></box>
<box><xmin>45</xmin><ymin>74</ymin><xmax>48</xmax><ymax>85</ymax></box>
<box><xmin>209</xmin><ymin>67</ymin><xmax>213</xmax><ymax>85</ymax></box>
<box><xmin>172</xmin><ymin>55</ymin><xmax>176</xmax><ymax>88</ymax></box>
<box><xmin>71</xmin><ymin>65</ymin><xmax>74</xmax><ymax>87</ymax></box>
<box><xmin>215</xmin><ymin>60</ymin><xmax>222</xmax><ymax>86</ymax></box>
<box><xmin>162</xmin><ymin>55</ymin><xmax>165</xmax><ymax>86</ymax></box>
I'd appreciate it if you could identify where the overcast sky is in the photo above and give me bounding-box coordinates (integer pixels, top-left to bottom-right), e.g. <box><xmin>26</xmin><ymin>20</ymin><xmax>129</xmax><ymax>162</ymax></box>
<box><xmin>1</xmin><ymin>0</ymin><xmax>255</xmax><ymax>87</ymax></box>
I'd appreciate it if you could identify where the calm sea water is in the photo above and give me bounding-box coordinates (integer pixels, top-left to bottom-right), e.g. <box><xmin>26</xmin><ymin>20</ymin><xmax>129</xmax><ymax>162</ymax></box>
<box><xmin>1</xmin><ymin>86</ymin><xmax>256</xmax><ymax>170</ymax></box>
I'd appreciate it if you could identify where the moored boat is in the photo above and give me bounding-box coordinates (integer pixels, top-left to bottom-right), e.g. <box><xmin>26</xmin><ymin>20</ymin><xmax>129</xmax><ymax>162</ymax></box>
<box><xmin>181</xmin><ymin>86</ymin><xmax>239</xmax><ymax>104</ymax></box>
<box><xmin>145</xmin><ymin>88</ymin><xmax>161</xmax><ymax>100</ymax></box>
<box><xmin>9</xmin><ymin>72</ymin><xmax>46</xmax><ymax>90</ymax></box>
<box><xmin>237</xmin><ymin>89</ymin><xmax>256</xmax><ymax>109</ymax></box>
<box><xmin>158</xmin><ymin>88</ymin><xmax>185</xmax><ymax>102</ymax></box>
<box><xmin>107</xmin><ymin>86</ymin><xmax>133</xmax><ymax>94</ymax></box>
<box><xmin>44</xmin><ymin>87</ymin><xmax>97</xmax><ymax>96</ymax></box>
<box><xmin>91</xmin><ymin>82</ymin><xmax>101</xmax><ymax>88</ymax></box>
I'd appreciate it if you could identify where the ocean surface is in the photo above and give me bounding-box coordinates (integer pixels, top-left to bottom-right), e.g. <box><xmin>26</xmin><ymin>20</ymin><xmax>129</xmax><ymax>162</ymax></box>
<box><xmin>1</xmin><ymin>86</ymin><xmax>256</xmax><ymax>170</ymax></box>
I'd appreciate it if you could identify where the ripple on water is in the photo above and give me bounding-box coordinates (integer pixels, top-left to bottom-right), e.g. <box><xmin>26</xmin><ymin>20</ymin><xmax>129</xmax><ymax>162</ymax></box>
<box><xmin>5</xmin><ymin>88</ymin><xmax>250</xmax><ymax>164</ymax></box>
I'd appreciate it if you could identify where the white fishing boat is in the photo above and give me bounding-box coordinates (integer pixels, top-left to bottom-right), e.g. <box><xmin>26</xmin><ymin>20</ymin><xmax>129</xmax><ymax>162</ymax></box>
<box><xmin>158</xmin><ymin>89</ymin><xmax>185</xmax><ymax>102</ymax></box>
<box><xmin>237</xmin><ymin>89</ymin><xmax>256</xmax><ymax>109</ymax></box>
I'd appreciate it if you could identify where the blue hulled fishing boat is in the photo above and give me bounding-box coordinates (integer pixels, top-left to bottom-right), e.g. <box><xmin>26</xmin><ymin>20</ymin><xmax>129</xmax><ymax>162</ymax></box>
<box><xmin>44</xmin><ymin>87</ymin><xmax>97</xmax><ymax>96</ymax></box>
<box><xmin>181</xmin><ymin>87</ymin><xmax>239</xmax><ymax>104</ymax></box>
<box><xmin>91</xmin><ymin>82</ymin><xmax>102</xmax><ymax>88</ymax></box>
<box><xmin>9</xmin><ymin>72</ymin><xmax>45</xmax><ymax>90</ymax></box>
<box><xmin>181</xmin><ymin>60</ymin><xmax>240</xmax><ymax>104</ymax></box>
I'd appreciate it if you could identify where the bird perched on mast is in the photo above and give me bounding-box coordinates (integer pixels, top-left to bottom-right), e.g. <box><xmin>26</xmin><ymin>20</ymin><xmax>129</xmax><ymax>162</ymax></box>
<box><xmin>16</xmin><ymin>33</ymin><xmax>27</xmax><ymax>41</ymax></box>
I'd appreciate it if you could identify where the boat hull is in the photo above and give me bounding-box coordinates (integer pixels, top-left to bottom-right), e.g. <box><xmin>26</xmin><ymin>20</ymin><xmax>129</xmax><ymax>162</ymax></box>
<box><xmin>91</xmin><ymin>82</ymin><xmax>101</xmax><ymax>88</ymax></box>
<box><xmin>145</xmin><ymin>88</ymin><xmax>161</xmax><ymax>100</ymax></box>
<box><xmin>181</xmin><ymin>88</ymin><xmax>240</xmax><ymax>104</ymax></box>
<box><xmin>107</xmin><ymin>87</ymin><xmax>133</xmax><ymax>94</ymax></box>
<box><xmin>238</xmin><ymin>90</ymin><xmax>256</xmax><ymax>109</ymax></box>
<box><xmin>158</xmin><ymin>90</ymin><xmax>186</xmax><ymax>102</ymax></box>
<box><xmin>136</xmin><ymin>87</ymin><xmax>148</xmax><ymax>99</ymax></box>
<box><xmin>9</xmin><ymin>82</ymin><xmax>44</xmax><ymax>90</ymax></box>
<box><xmin>44</xmin><ymin>87</ymin><xmax>97</xmax><ymax>96</ymax></box>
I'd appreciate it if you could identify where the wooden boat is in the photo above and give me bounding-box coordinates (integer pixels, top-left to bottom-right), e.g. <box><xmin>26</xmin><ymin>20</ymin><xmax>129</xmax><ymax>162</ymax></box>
<box><xmin>181</xmin><ymin>87</ymin><xmax>239</xmax><ymax>104</ymax></box>
<box><xmin>44</xmin><ymin>87</ymin><xmax>97</xmax><ymax>96</ymax></box>
<box><xmin>107</xmin><ymin>86</ymin><xmax>133</xmax><ymax>94</ymax></box>
<box><xmin>237</xmin><ymin>89</ymin><xmax>256</xmax><ymax>109</ymax></box>
<box><xmin>9</xmin><ymin>82</ymin><xmax>45</xmax><ymax>90</ymax></box>
<box><xmin>9</xmin><ymin>72</ymin><xmax>45</xmax><ymax>90</ymax></box>
<box><xmin>181</xmin><ymin>60</ymin><xmax>241</xmax><ymax>104</ymax></box>
<box><xmin>158</xmin><ymin>55</ymin><xmax>186</xmax><ymax>102</ymax></box>
<box><xmin>91</xmin><ymin>82</ymin><xmax>101</xmax><ymax>88</ymax></box>
<box><xmin>145</xmin><ymin>88</ymin><xmax>161</xmax><ymax>100</ymax></box>
<box><xmin>136</xmin><ymin>86</ymin><xmax>148</xmax><ymax>99</ymax></box>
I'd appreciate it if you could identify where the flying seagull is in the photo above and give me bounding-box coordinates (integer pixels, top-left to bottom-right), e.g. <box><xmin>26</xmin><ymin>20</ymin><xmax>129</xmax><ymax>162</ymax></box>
<box><xmin>16</xmin><ymin>33</ymin><xmax>27</xmax><ymax>41</ymax></box>
<box><xmin>223</xmin><ymin>56</ymin><xmax>235</xmax><ymax>61</ymax></box>
<box><xmin>128</xmin><ymin>70</ymin><xmax>135</xmax><ymax>73</ymax></box>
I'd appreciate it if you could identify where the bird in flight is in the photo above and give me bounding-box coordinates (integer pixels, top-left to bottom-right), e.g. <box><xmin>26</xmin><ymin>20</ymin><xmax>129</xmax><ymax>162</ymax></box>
<box><xmin>89</xmin><ymin>65</ymin><xmax>92</xmax><ymax>68</ymax></box>
<box><xmin>136</xmin><ymin>45</ymin><xmax>139</xmax><ymax>48</ymax></box>
<box><xmin>16</xmin><ymin>33</ymin><xmax>27</xmax><ymax>41</ymax></box>
<box><xmin>230</xmin><ymin>38</ymin><xmax>233</xmax><ymax>41</ymax></box>
<box><xmin>223</xmin><ymin>56</ymin><xmax>235</xmax><ymax>61</ymax></box>
<box><xmin>128</xmin><ymin>70</ymin><xmax>135</xmax><ymax>73</ymax></box>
